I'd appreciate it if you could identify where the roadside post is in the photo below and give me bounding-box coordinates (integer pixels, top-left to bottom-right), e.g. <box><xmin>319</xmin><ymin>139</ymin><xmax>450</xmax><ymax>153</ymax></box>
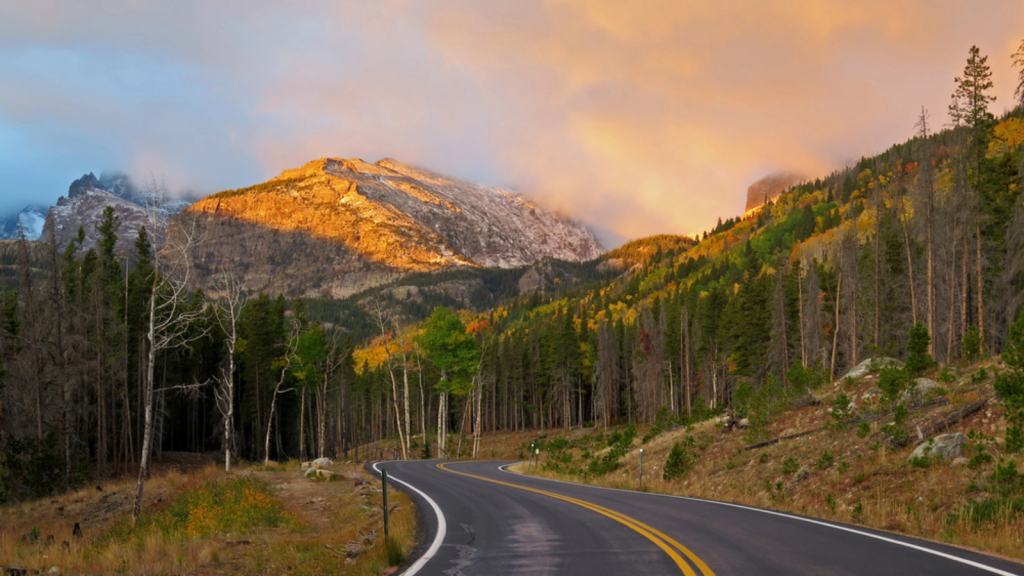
<box><xmin>382</xmin><ymin>468</ymin><xmax>389</xmax><ymax>539</ymax></box>
<box><xmin>639</xmin><ymin>448</ymin><xmax>644</xmax><ymax>490</ymax></box>
<box><xmin>529</xmin><ymin>442</ymin><xmax>535</xmax><ymax>472</ymax></box>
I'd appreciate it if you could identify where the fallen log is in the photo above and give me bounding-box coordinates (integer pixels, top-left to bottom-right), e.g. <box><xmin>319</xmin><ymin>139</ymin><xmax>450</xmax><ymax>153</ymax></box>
<box><xmin>742</xmin><ymin>426</ymin><xmax>826</xmax><ymax>451</ymax></box>
<box><xmin>891</xmin><ymin>396</ymin><xmax>989</xmax><ymax>448</ymax></box>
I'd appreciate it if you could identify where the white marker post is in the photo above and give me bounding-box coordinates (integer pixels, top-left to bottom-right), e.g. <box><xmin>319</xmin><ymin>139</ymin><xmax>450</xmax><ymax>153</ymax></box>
<box><xmin>639</xmin><ymin>448</ymin><xmax>644</xmax><ymax>490</ymax></box>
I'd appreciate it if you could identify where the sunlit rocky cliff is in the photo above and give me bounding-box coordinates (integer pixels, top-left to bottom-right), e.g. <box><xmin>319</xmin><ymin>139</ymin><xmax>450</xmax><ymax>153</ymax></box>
<box><xmin>174</xmin><ymin>157</ymin><xmax>603</xmax><ymax>299</ymax></box>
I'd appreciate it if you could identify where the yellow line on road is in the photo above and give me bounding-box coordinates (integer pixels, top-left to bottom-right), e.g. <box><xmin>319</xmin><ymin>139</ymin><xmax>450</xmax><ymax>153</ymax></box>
<box><xmin>436</xmin><ymin>462</ymin><xmax>715</xmax><ymax>576</ymax></box>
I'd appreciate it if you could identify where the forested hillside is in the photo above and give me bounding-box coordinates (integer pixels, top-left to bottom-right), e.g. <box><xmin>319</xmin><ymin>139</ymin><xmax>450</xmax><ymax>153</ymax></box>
<box><xmin>1</xmin><ymin>44</ymin><xmax>1023</xmax><ymax>504</ymax></box>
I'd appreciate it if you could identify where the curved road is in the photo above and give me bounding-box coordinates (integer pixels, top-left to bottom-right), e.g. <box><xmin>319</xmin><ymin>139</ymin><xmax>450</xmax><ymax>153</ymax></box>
<box><xmin>370</xmin><ymin>460</ymin><xmax>1023</xmax><ymax>576</ymax></box>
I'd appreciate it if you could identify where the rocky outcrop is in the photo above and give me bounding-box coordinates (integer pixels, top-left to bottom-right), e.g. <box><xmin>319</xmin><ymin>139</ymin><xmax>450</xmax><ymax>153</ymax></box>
<box><xmin>744</xmin><ymin>172</ymin><xmax>802</xmax><ymax>214</ymax></box>
<box><xmin>44</xmin><ymin>187</ymin><xmax>157</xmax><ymax>253</ymax></box>
<box><xmin>42</xmin><ymin>172</ymin><xmax>191</xmax><ymax>252</ymax></box>
<box><xmin>176</xmin><ymin>157</ymin><xmax>603</xmax><ymax>299</ymax></box>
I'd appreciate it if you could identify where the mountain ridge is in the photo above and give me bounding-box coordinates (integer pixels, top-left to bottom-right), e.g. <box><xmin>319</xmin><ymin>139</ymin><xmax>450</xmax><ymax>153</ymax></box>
<box><xmin>174</xmin><ymin>156</ymin><xmax>603</xmax><ymax>299</ymax></box>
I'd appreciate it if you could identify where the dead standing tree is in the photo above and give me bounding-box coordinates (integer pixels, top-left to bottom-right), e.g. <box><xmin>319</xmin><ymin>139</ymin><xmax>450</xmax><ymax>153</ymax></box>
<box><xmin>213</xmin><ymin>272</ymin><xmax>246</xmax><ymax>472</ymax></box>
<box><xmin>132</xmin><ymin>197</ymin><xmax>208</xmax><ymax>522</ymax></box>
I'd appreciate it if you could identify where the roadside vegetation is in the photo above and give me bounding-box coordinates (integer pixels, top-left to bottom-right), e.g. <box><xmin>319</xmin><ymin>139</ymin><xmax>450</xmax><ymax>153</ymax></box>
<box><xmin>0</xmin><ymin>456</ymin><xmax>415</xmax><ymax>575</ymax></box>
<box><xmin>497</xmin><ymin>336</ymin><xmax>1024</xmax><ymax>561</ymax></box>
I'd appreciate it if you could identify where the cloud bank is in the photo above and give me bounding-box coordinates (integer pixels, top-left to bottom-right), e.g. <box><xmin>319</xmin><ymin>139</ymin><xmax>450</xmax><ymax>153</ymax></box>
<box><xmin>1</xmin><ymin>1</ymin><xmax>1022</xmax><ymax>244</ymax></box>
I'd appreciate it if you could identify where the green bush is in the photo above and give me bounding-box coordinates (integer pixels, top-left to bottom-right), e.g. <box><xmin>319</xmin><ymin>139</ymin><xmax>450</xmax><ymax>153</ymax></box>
<box><xmin>906</xmin><ymin>322</ymin><xmax>936</xmax><ymax>377</ymax></box>
<box><xmin>947</xmin><ymin>496</ymin><xmax>1024</xmax><ymax>526</ymax></box>
<box><xmin>663</xmin><ymin>442</ymin><xmax>693</xmax><ymax>481</ymax></box>
<box><xmin>878</xmin><ymin>366</ymin><xmax>909</xmax><ymax>403</ymax></box>
<box><xmin>961</xmin><ymin>325</ymin><xmax>982</xmax><ymax>364</ymax></box>
<box><xmin>856</xmin><ymin>421</ymin><xmax>871</xmax><ymax>438</ymax></box>
<box><xmin>815</xmin><ymin>451</ymin><xmax>834</xmax><ymax>470</ymax></box>
<box><xmin>830</xmin><ymin>393</ymin><xmax>853</xmax><ymax>429</ymax></box>
<box><xmin>782</xmin><ymin>456</ymin><xmax>799</xmax><ymax>475</ymax></box>
<box><xmin>881</xmin><ymin>403</ymin><xmax>910</xmax><ymax>445</ymax></box>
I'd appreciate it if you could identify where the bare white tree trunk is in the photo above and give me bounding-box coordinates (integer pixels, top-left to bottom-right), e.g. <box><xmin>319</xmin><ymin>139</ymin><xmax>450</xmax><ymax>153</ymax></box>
<box><xmin>264</xmin><ymin>327</ymin><xmax>299</xmax><ymax>465</ymax></box>
<box><xmin>213</xmin><ymin>273</ymin><xmax>245</xmax><ymax>472</ymax></box>
<box><xmin>132</xmin><ymin>201</ymin><xmax>208</xmax><ymax>522</ymax></box>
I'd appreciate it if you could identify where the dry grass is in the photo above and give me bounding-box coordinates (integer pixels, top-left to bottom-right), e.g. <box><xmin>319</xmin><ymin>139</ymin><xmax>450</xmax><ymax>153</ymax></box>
<box><xmin>0</xmin><ymin>458</ymin><xmax>416</xmax><ymax>575</ymax></box>
<box><xmin>490</xmin><ymin>361</ymin><xmax>1024</xmax><ymax>563</ymax></box>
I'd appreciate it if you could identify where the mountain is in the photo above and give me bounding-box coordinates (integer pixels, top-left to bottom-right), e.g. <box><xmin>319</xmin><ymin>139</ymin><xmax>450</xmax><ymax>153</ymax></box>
<box><xmin>174</xmin><ymin>157</ymin><xmax>603</xmax><ymax>299</ymax></box>
<box><xmin>0</xmin><ymin>206</ymin><xmax>48</xmax><ymax>241</ymax></box>
<box><xmin>743</xmin><ymin>172</ymin><xmax>802</xmax><ymax>215</ymax></box>
<box><xmin>43</xmin><ymin>172</ymin><xmax>191</xmax><ymax>252</ymax></box>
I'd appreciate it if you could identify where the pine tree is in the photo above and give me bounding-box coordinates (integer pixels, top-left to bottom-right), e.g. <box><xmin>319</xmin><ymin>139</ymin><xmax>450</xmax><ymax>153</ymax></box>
<box><xmin>906</xmin><ymin>322</ymin><xmax>935</xmax><ymax>378</ymax></box>
<box><xmin>663</xmin><ymin>441</ymin><xmax>691</xmax><ymax>480</ymax></box>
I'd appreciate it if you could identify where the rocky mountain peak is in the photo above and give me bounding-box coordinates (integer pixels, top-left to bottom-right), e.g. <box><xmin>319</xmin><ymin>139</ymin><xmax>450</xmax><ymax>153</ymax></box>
<box><xmin>176</xmin><ymin>156</ymin><xmax>603</xmax><ymax>299</ymax></box>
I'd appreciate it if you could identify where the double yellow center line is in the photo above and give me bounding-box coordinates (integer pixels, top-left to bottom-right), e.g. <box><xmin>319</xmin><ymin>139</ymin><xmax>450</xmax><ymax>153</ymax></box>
<box><xmin>436</xmin><ymin>462</ymin><xmax>715</xmax><ymax>576</ymax></box>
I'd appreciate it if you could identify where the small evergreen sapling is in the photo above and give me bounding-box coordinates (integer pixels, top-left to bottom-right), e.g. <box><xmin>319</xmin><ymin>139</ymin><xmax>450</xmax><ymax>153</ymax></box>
<box><xmin>906</xmin><ymin>322</ymin><xmax>936</xmax><ymax>378</ymax></box>
<box><xmin>663</xmin><ymin>442</ymin><xmax>692</xmax><ymax>481</ymax></box>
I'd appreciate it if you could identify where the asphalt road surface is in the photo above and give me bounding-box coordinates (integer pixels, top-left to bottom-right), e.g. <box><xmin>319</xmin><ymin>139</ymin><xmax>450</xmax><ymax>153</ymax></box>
<box><xmin>370</xmin><ymin>460</ymin><xmax>1024</xmax><ymax>576</ymax></box>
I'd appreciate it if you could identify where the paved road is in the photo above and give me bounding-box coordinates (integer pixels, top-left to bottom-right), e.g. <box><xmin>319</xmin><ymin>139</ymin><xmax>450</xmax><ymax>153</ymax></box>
<box><xmin>370</xmin><ymin>460</ymin><xmax>1023</xmax><ymax>576</ymax></box>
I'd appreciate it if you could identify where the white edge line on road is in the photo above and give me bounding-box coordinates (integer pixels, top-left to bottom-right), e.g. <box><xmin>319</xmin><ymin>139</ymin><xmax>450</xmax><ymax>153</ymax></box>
<box><xmin>373</xmin><ymin>461</ymin><xmax>447</xmax><ymax>576</ymax></box>
<box><xmin>498</xmin><ymin>463</ymin><xmax>1021</xmax><ymax>576</ymax></box>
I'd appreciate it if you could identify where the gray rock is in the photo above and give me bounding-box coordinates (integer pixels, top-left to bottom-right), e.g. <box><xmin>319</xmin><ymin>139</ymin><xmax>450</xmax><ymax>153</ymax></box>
<box><xmin>312</xmin><ymin>457</ymin><xmax>333</xmax><ymax>468</ymax></box>
<box><xmin>908</xmin><ymin>433</ymin><xmax>966</xmax><ymax>462</ymax></box>
<box><xmin>951</xmin><ymin>457</ymin><xmax>969</xmax><ymax>468</ymax></box>
<box><xmin>840</xmin><ymin>357</ymin><xmax>903</xmax><ymax>382</ymax></box>
<box><xmin>737</xmin><ymin>418</ymin><xmax>750</xmax><ymax>429</ymax></box>
<box><xmin>901</xmin><ymin>378</ymin><xmax>942</xmax><ymax>402</ymax></box>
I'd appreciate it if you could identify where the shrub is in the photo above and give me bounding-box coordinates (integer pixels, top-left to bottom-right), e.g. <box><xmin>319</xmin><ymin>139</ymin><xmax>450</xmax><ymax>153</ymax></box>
<box><xmin>815</xmin><ymin>451</ymin><xmax>834</xmax><ymax>470</ymax></box>
<box><xmin>830</xmin><ymin>393</ymin><xmax>853</xmax><ymax>429</ymax></box>
<box><xmin>782</xmin><ymin>456</ymin><xmax>799</xmax><ymax>475</ymax></box>
<box><xmin>937</xmin><ymin>366</ymin><xmax>956</xmax><ymax>384</ymax></box>
<box><xmin>663</xmin><ymin>442</ymin><xmax>692</xmax><ymax>481</ymax></box>
<box><xmin>881</xmin><ymin>403</ymin><xmax>910</xmax><ymax>445</ymax></box>
<box><xmin>961</xmin><ymin>325</ymin><xmax>982</xmax><ymax>364</ymax></box>
<box><xmin>906</xmin><ymin>322</ymin><xmax>936</xmax><ymax>377</ymax></box>
<box><xmin>878</xmin><ymin>366</ymin><xmax>909</xmax><ymax>404</ymax></box>
<box><xmin>947</xmin><ymin>497</ymin><xmax>1024</xmax><ymax>527</ymax></box>
<box><xmin>971</xmin><ymin>367</ymin><xmax>988</xmax><ymax>384</ymax></box>
<box><xmin>856</xmin><ymin>421</ymin><xmax>871</xmax><ymax>438</ymax></box>
<box><xmin>102</xmin><ymin>476</ymin><xmax>299</xmax><ymax>545</ymax></box>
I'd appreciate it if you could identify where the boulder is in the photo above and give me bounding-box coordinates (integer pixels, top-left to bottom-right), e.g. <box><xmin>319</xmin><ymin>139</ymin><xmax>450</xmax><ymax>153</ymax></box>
<box><xmin>901</xmin><ymin>378</ymin><xmax>941</xmax><ymax>402</ymax></box>
<box><xmin>312</xmin><ymin>457</ymin><xmax>332</xmax><ymax>468</ymax></box>
<box><xmin>951</xmin><ymin>457</ymin><xmax>969</xmax><ymax>468</ymax></box>
<box><xmin>908</xmin><ymin>433</ymin><xmax>966</xmax><ymax>462</ymax></box>
<box><xmin>737</xmin><ymin>418</ymin><xmax>750</xmax><ymax>429</ymax></box>
<box><xmin>840</xmin><ymin>357</ymin><xmax>903</xmax><ymax>382</ymax></box>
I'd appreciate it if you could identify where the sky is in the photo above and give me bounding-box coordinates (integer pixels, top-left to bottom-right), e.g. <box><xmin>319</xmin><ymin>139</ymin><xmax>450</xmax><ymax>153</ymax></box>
<box><xmin>2</xmin><ymin>1</ymin><xmax>1023</xmax><ymax>247</ymax></box>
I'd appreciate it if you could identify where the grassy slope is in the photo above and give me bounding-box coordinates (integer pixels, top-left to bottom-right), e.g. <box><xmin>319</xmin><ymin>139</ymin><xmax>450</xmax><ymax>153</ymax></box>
<box><xmin>0</xmin><ymin>455</ymin><xmax>415</xmax><ymax>575</ymax></box>
<box><xmin>455</xmin><ymin>359</ymin><xmax>1022</xmax><ymax>562</ymax></box>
